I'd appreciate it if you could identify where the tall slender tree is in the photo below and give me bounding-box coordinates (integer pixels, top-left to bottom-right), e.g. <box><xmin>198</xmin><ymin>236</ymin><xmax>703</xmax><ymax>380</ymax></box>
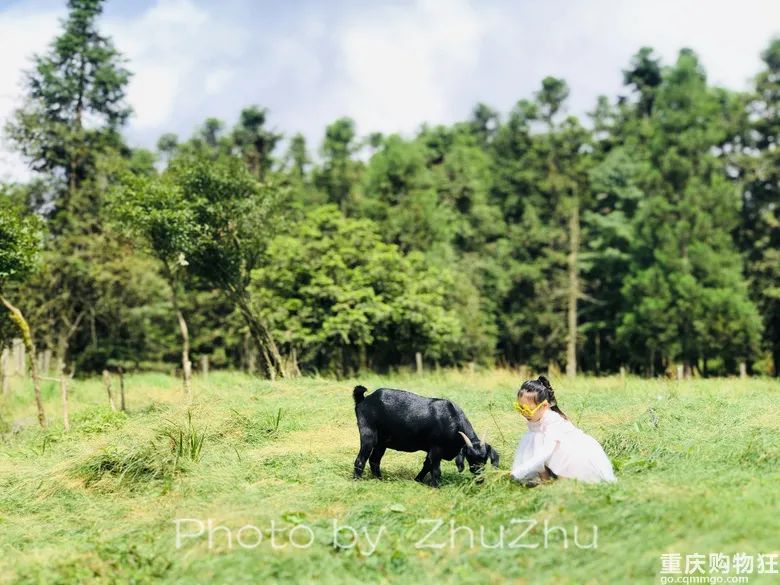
<box><xmin>4</xmin><ymin>0</ymin><xmax>135</xmax><ymax>372</ymax></box>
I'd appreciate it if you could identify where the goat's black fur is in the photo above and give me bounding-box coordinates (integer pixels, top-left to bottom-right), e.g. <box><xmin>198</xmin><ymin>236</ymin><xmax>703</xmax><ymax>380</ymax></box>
<box><xmin>352</xmin><ymin>385</ymin><xmax>499</xmax><ymax>487</ymax></box>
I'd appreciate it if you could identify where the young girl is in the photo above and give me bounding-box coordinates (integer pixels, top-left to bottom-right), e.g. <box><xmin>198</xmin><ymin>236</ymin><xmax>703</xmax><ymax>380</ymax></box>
<box><xmin>510</xmin><ymin>376</ymin><xmax>616</xmax><ymax>485</ymax></box>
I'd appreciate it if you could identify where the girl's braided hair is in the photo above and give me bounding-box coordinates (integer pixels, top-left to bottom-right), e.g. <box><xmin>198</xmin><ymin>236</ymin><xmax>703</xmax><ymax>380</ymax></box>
<box><xmin>517</xmin><ymin>375</ymin><xmax>568</xmax><ymax>420</ymax></box>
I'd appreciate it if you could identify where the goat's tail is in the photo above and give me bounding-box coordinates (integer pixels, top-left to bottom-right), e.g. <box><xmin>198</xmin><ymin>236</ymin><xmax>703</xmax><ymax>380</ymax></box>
<box><xmin>353</xmin><ymin>385</ymin><xmax>368</xmax><ymax>405</ymax></box>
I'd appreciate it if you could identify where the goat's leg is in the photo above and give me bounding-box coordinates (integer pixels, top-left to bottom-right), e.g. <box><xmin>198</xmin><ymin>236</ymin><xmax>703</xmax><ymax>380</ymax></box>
<box><xmin>354</xmin><ymin>430</ymin><xmax>376</xmax><ymax>479</ymax></box>
<box><xmin>429</xmin><ymin>455</ymin><xmax>444</xmax><ymax>487</ymax></box>
<box><xmin>415</xmin><ymin>453</ymin><xmax>433</xmax><ymax>483</ymax></box>
<box><xmin>369</xmin><ymin>445</ymin><xmax>386</xmax><ymax>478</ymax></box>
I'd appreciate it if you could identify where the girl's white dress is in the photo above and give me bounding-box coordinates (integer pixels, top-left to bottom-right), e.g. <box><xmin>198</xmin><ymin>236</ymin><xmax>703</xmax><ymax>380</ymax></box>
<box><xmin>510</xmin><ymin>409</ymin><xmax>616</xmax><ymax>484</ymax></box>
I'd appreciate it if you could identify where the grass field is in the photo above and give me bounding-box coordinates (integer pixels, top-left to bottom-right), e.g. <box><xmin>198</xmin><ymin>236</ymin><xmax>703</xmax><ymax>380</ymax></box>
<box><xmin>0</xmin><ymin>370</ymin><xmax>778</xmax><ymax>584</ymax></box>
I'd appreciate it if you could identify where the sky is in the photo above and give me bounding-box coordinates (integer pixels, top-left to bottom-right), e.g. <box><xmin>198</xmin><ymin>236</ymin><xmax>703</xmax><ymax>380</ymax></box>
<box><xmin>2</xmin><ymin>0</ymin><xmax>780</xmax><ymax>180</ymax></box>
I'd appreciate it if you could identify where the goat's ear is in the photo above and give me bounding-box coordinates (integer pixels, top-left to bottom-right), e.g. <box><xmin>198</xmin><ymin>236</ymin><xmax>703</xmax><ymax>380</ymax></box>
<box><xmin>455</xmin><ymin>448</ymin><xmax>465</xmax><ymax>472</ymax></box>
<box><xmin>487</xmin><ymin>444</ymin><xmax>499</xmax><ymax>468</ymax></box>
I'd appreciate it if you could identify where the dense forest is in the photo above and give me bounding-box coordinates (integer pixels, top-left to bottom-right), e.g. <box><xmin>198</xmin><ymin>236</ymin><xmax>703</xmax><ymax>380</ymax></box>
<box><xmin>1</xmin><ymin>0</ymin><xmax>778</xmax><ymax>380</ymax></box>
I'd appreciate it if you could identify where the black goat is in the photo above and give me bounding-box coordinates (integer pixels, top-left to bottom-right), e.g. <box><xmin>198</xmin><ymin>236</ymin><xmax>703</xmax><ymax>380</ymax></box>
<box><xmin>352</xmin><ymin>385</ymin><xmax>499</xmax><ymax>487</ymax></box>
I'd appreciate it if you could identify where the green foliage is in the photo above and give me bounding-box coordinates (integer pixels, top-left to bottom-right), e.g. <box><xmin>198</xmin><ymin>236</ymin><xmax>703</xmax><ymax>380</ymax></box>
<box><xmin>165</xmin><ymin>154</ymin><xmax>284</xmax><ymax>290</ymax></box>
<box><xmin>740</xmin><ymin>38</ymin><xmax>780</xmax><ymax>374</ymax></box>
<box><xmin>110</xmin><ymin>172</ymin><xmax>199</xmax><ymax>268</ymax></box>
<box><xmin>316</xmin><ymin>117</ymin><xmax>362</xmax><ymax>213</ymax></box>
<box><xmin>0</xmin><ymin>200</ymin><xmax>42</xmax><ymax>286</ymax></box>
<box><xmin>231</xmin><ymin>106</ymin><xmax>281</xmax><ymax>179</ymax></box>
<box><xmin>5</xmin><ymin>0</ymin><xmax>131</xmax><ymax>222</ymax></box>
<box><xmin>616</xmin><ymin>49</ymin><xmax>762</xmax><ymax>373</ymax></box>
<box><xmin>250</xmin><ymin>205</ymin><xmax>480</xmax><ymax>373</ymax></box>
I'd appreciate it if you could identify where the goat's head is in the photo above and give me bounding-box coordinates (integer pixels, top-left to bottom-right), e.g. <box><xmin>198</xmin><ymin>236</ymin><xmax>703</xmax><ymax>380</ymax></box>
<box><xmin>456</xmin><ymin>431</ymin><xmax>499</xmax><ymax>475</ymax></box>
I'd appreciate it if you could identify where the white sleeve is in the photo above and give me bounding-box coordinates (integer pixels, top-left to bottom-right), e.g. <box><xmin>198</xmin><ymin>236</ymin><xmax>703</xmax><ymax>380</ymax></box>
<box><xmin>510</xmin><ymin>439</ymin><xmax>558</xmax><ymax>482</ymax></box>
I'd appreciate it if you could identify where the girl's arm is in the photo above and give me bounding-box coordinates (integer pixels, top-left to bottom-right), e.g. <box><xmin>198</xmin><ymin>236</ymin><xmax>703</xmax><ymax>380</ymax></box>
<box><xmin>510</xmin><ymin>439</ymin><xmax>559</xmax><ymax>483</ymax></box>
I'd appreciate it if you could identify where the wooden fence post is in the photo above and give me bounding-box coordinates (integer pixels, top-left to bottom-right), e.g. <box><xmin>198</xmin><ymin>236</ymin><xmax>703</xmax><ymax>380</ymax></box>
<box><xmin>415</xmin><ymin>352</ymin><xmax>423</xmax><ymax>375</ymax></box>
<box><xmin>61</xmin><ymin>370</ymin><xmax>70</xmax><ymax>432</ymax></box>
<box><xmin>42</xmin><ymin>349</ymin><xmax>52</xmax><ymax>375</ymax></box>
<box><xmin>1</xmin><ymin>348</ymin><xmax>9</xmax><ymax>396</ymax></box>
<box><xmin>201</xmin><ymin>355</ymin><xmax>209</xmax><ymax>379</ymax></box>
<box><xmin>118</xmin><ymin>366</ymin><xmax>126</xmax><ymax>412</ymax></box>
<box><xmin>12</xmin><ymin>339</ymin><xmax>24</xmax><ymax>377</ymax></box>
<box><xmin>103</xmin><ymin>370</ymin><xmax>116</xmax><ymax>411</ymax></box>
<box><xmin>739</xmin><ymin>362</ymin><xmax>747</xmax><ymax>379</ymax></box>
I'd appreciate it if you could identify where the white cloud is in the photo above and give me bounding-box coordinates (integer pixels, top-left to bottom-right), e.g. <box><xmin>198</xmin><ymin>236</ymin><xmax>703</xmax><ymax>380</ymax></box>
<box><xmin>204</xmin><ymin>69</ymin><xmax>235</xmax><ymax>95</ymax></box>
<box><xmin>337</xmin><ymin>0</ymin><xmax>497</xmax><ymax>136</ymax></box>
<box><xmin>105</xmin><ymin>0</ymin><xmax>250</xmax><ymax>139</ymax></box>
<box><xmin>0</xmin><ymin>4</ymin><xmax>62</xmax><ymax>181</ymax></box>
<box><xmin>2</xmin><ymin>0</ymin><xmax>780</xmax><ymax>180</ymax></box>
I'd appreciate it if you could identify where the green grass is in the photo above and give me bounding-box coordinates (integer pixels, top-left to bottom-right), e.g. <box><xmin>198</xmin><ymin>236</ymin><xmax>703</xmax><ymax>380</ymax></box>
<box><xmin>0</xmin><ymin>370</ymin><xmax>778</xmax><ymax>584</ymax></box>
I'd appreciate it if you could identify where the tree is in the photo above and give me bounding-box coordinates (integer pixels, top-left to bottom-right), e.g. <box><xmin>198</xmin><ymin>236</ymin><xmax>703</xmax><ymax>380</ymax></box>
<box><xmin>111</xmin><ymin>173</ymin><xmax>200</xmax><ymax>395</ymax></box>
<box><xmin>3</xmin><ymin>0</ymin><xmax>136</xmax><ymax>373</ymax></box>
<box><xmin>580</xmin><ymin>147</ymin><xmax>645</xmax><ymax>373</ymax></box>
<box><xmin>250</xmin><ymin>205</ymin><xmax>474</xmax><ymax>375</ymax></box>
<box><xmin>284</xmin><ymin>133</ymin><xmax>310</xmax><ymax>179</ymax></box>
<box><xmin>316</xmin><ymin>118</ymin><xmax>361</xmax><ymax>213</ymax></box>
<box><xmin>5</xmin><ymin>0</ymin><xmax>131</xmax><ymax>231</ymax></box>
<box><xmin>535</xmin><ymin>77</ymin><xmax>590</xmax><ymax>378</ymax></box>
<box><xmin>231</xmin><ymin>106</ymin><xmax>281</xmax><ymax>179</ymax></box>
<box><xmin>623</xmin><ymin>47</ymin><xmax>663</xmax><ymax>117</ymax></box>
<box><xmin>740</xmin><ymin>38</ymin><xmax>780</xmax><ymax>375</ymax></box>
<box><xmin>469</xmin><ymin>103</ymin><xmax>499</xmax><ymax>147</ymax></box>
<box><xmin>617</xmin><ymin>49</ymin><xmax>762</xmax><ymax>375</ymax></box>
<box><xmin>141</xmin><ymin>153</ymin><xmax>289</xmax><ymax>378</ymax></box>
<box><xmin>157</xmin><ymin>133</ymin><xmax>179</xmax><ymax>166</ymax></box>
<box><xmin>0</xmin><ymin>201</ymin><xmax>45</xmax><ymax>426</ymax></box>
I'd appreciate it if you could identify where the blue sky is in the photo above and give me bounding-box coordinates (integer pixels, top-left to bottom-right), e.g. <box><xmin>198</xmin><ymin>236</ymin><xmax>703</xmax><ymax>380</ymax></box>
<box><xmin>2</xmin><ymin>0</ymin><xmax>780</xmax><ymax>179</ymax></box>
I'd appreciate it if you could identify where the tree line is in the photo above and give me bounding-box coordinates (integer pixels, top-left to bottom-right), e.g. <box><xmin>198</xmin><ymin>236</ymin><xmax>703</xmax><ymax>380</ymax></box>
<box><xmin>1</xmin><ymin>0</ymin><xmax>778</xmax><ymax>381</ymax></box>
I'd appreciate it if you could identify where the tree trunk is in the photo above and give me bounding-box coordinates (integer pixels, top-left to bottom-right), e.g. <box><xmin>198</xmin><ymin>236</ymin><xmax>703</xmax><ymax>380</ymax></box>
<box><xmin>566</xmin><ymin>198</ymin><xmax>580</xmax><ymax>378</ymax></box>
<box><xmin>1</xmin><ymin>296</ymin><xmax>45</xmax><ymax>427</ymax></box>
<box><xmin>594</xmin><ymin>332</ymin><xmax>601</xmax><ymax>375</ymax></box>
<box><xmin>175</xmin><ymin>309</ymin><xmax>192</xmax><ymax>397</ymax></box>
<box><xmin>243</xmin><ymin>330</ymin><xmax>256</xmax><ymax>374</ymax></box>
<box><xmin>234</xmin><ymin>293</ymin><xmax>285</xmax><ymax>379</ymax></box>
<box><xmin>161</xmin><ymin>264</ymin><xmax>192</xmax><ymax>397</ymax></box>
<box><xmin>649</xmin><ymin>347</ymin><xmax>655</xmax><ymax>377</ymax></box>
<box><xmin>54</xmin><ymin>310</ymin><xmax>85</xmax><ymax>378</ymax></box>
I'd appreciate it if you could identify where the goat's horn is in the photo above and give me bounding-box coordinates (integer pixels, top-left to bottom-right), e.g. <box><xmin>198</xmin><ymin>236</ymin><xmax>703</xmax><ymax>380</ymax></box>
<box><xmin>458</xmin><ymin>432</ymin><xmax>474</xmax><ymax>449</ymax></box>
